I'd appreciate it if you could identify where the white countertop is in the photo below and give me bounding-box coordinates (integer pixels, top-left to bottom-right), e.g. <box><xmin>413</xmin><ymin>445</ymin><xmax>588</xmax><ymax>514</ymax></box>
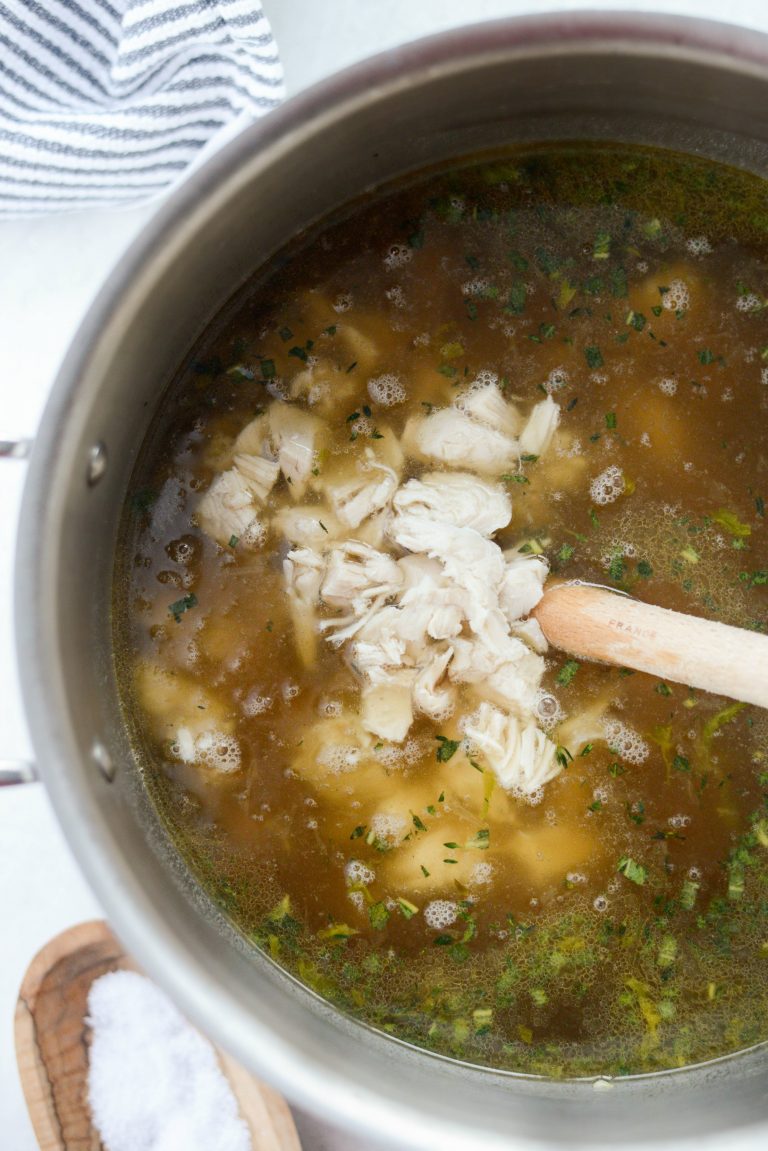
<box><xmin>4</xmin><ymin>2</ymin><xmax>768</xmax><ymax>1148</ymax></box>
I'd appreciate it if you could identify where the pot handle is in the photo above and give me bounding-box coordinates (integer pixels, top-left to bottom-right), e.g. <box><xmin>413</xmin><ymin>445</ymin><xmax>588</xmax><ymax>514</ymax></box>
<box><xmin>0</xmin><ymin>438</ymin><xmax>32</xmax><ymax>460</ymax></box>
<box><xmin>1</xmin><ymin>759</ymin><xmax>38</xmax><ymax>786</ymax></box>
<box><xmin>1</xmin><ymin>438</ymin><xmax>35</xmax><ymax>785</ymax></box>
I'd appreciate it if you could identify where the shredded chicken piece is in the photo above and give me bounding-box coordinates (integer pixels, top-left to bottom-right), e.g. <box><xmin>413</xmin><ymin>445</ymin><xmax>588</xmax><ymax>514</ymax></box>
<box><xmin>412</xmin><ymin>649</ymin><xmax>455</xmax><ymax>720</ymax></box>
<box><xmin>499</xmin><ymin>552</ymin><xmax>549</xmax><ymax>622</ymax></box>
<box><xmin>232</xmin><ymin>453</ymin><xmax>280</xmax><ymax>504</ymax></box>
<box><xmin>283</xmin><ymin>546</ymin><xmax>326</xmax><ymax>667</ymax></box>
<box><xmin>195</xmin><ymin>468</ymin><xmax>265</xmax><ymax>548</ymax></box>
<box><xmin>321</xmin><ymin>541</ymin><xmax>403</xmax><ymax>612</ymax></box>
<box><xmin>268</xmin><ymin>402</ymin><xmax>325</xmax><ymax>499</ymax></box>
<box><xmin>464</xmin><ymin>702</ymin><xmax>560</xmax><ymax>795</ymax></box>
<box><xmin>361</xmin><ymin>679</ymin><xmax>415</xmax><ymax>743</ymax></box>
<box><xmin>455</xmin><ymin>379</ymin><xmax>523</xmax><ymax>439</ymax></box>
<box><xmin>391</xmin><ymin>514</ymin><xmax>504</xmax><ymax>633</ymax></box>
<box><xmin>393</xmin><ymin>471</ymin><xmax>511</xmax><ymax>536</ymax></box>
<box><xmin>519</xmin><ymin>395</ymin><xmax>560</xmax><ymax>457</ymax></box>
<box><xmin>328</xmin><ymin>458</ymin><xmax>399</xmax><ymax>528</ymax></box>
<box><xmin>402</xmin><ymin>408</ymin><xmax>518</xmax><ymax>474</ymax></box>
<box><xmin>273</xmin><ymin>505</ymin><xmax>341</xmax><ymax>548</ymax></box>
<box><xmin>232</xmin><ymin>414</ymin><xmax>269</xmax><ymax>456</ymax></box>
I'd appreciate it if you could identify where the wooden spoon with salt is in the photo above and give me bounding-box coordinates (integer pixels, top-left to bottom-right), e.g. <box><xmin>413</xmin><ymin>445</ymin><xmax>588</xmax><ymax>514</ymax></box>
<box><xmin>532</xmin><ymin>581</ymin><xmax>768</xmax><ymax>708</ymax></box>
<box><xmin>15</xmin><ymin>920</ymin><xmax>302</xmax><ymax>1151</ymax></box>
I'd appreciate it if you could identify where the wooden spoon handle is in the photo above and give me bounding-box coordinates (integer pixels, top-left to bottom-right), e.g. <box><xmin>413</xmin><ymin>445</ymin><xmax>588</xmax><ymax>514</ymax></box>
<box><xmin>533</xmin><ymin>582</ymin><xmax>768</xmax><ymax>708</ymax></box>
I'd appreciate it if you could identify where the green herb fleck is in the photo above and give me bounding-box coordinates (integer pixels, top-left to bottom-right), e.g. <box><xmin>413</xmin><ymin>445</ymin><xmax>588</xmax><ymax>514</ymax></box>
<box><xmin>593</xmin><ymin>232</ymin><xmax>611</xmax><ymax>260</ymax></box>
<box><xmin>556</xmin><ymin>660</ymin><xmax>580</xmax><ymax>687</ymax></box>
<box><xmin>436</xmin><ymin>735</ymin><xmax>461</xmax><ymax>762</ymax></box>
<box><xmin>585</xmin><ymin>345</ymin><xmax>604</xmax><ymax>370</ymax></box>
<box><xmin>711</xmin><ymin>509</ymin><xmax>751</xmax><ymax>538</ymax></box>
<box><xmin>169</xmin><ymin>593</ymin><xmax>197</xmax><ymax>623</ymax></box>
<box><xmin>369</xmin><ymin>902</ymin><xmax>390</xmax><ymax>930</ymax></box>
<box><xmin>618</xmin><ymin>857</ymin><xmax>647</xmax><ymax>885</ymax></box>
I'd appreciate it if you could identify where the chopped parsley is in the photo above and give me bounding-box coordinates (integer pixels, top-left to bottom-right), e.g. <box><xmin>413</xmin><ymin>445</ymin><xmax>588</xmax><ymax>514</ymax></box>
<box><xmin>435</xmin><ymin>735</ymin><xmax>460</xmax><ymax>762</ymax></box>
<box><xmin>617</xmin><ymin>857</ymin><xmax>648</xmax><ymax>885</ymax></box>
<box><xmin>369</xmin><ymin>903</ymin><xmax>390</xmax><ymax>930</ymax></box>
<box><xmin>169</xmin><ymin>593</ymin><xmax>197</xmax><ymax>623</ymax></box>
<box><xmin>593</xmin><ymin>232</ymin><xmax>611</xmax><ymax>260</ymax></box>
<box><xmin>585</xmin><ymin>345</ymin><xmax>604</xmax><ymax>370</ymax></box>
<box><xmin>556</xmin><ymin>659</ymin><xmax>580</xmax><ymax>687</ymax></box>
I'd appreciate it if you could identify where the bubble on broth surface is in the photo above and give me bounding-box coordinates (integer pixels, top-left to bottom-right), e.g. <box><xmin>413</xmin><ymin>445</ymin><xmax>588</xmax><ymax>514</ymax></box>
<box><xmin>424</xmin><ymin>900</ymin><xmax>459</xmax><ymax>929</ymax></box>
<box><xmin>470</xmin><ymin>862</ymin><xmax>493</xmax><ymax>885</ymax></box>
<box><xmin>686</xmin><ymin>235</ymin><xmax>712</xmax><ymax>257</ymax></box>
<box><xmin>196</xmin><ymin>732</ymin><xmax>242</xmax><ymax>773</ymax></box>
<box><xmin>385</xmin><ymin>286</ymin><xmax>407</xmax><ymax>308</ymax></box>
<box><xmin>658</xmin><ymin>377</ymin><xmax>678</xmax><ymax>396</ymax></box>
<box><xmin>590</xmin><ymin>465</ymin><xmax>625</xmax><ymax>505</ymax></box>
<box><xmin>462</xmin><ymin>277</ymin><xmax>492</xmax><ymax>297</ymax></box>
<box><xmin>736</xmin><ymin>292</ymin><xmax>762</xmax><ymax>313</ymax></box>
<box><xmin>535</xmin><ymin>691</ymin><xmax>563</xmax><ymax>730</ymax></box>
<box><xmin>243</xmin><ymin>690</ymin><xmax>273</xmax><ymax>716</ymax></box>
<box><xmin>384</xmin><ymin>244</ymin><xmax>413</xmax><ymax>270</ymax></box>
<box><xmin>345</xmin><ymin>859</ymin><xmax>376</xmax><ymax>886</ymax></box>
<box><xmin>662</xmin><ymin>279</ymin><xmax>690</xmax><ymax>311</ymax></box>
<box><xmin>544</xmin><ymin>367</ymin><xmax>569</xmax><ymax>394</ymax></box>
<box><xmin>368</xmin><ymin>374</ymin><xmax>406</xmax><ymax>406</ymax></box>
<box><xmin>318</xmin><ymin>698</ymin><xmax>343</xmax><ymax>718</ymax></box>
<box><xmin>372</xmin><ymin>743</ymin><xmax>405</xmax><ymax>769</ymax></box>
<box><xmin>369</xmin><ymin>812</ymin><xmax>407</xmax><ymax>844</ymax></box>
<box><xmin>317</xmin><ymin>743</ymin><xmax>364</xmax><ymax>774</ymax></box>
<box><xmin>602</xmin><ymin>719</ymin><xmax>649</xmax><ymax>765</ymax></box>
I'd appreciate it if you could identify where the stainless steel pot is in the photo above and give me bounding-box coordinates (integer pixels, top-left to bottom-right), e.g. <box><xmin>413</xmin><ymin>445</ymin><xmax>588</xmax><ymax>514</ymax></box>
<box><xmin>15</xmin><ymin>11</ymin><xmax>768</xmax><ymax>1149</ymax></box>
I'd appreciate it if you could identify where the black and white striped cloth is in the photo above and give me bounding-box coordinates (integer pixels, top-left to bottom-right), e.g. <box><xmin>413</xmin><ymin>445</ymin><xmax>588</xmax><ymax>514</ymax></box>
<box><xmin>0</xmin><ymin>0</ymin><xmax>284</xmax><ymax>216</ymax></box>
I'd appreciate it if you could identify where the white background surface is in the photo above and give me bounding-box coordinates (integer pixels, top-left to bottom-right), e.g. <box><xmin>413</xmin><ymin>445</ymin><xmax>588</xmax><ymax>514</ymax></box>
<box><xmin>4</xmin><ymin>2</ymin><xmax>768</xmax><ymax>1148</ymax></box>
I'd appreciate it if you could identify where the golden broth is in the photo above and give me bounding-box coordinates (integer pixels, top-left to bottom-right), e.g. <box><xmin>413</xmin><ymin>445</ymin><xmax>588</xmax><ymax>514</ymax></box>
<box><xmin>116</xmin><ymin>143</ymin><xmax>768</xmax><ymax>1077</ymax></box>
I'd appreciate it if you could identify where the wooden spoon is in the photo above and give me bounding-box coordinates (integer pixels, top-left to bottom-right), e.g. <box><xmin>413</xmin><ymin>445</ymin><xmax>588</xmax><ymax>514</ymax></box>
<box><xmin>533</xmin><ymin>581</ymin><xmax>768</xmax><ymax>708</ymax></box>
<box><xmin>15</xmin><ymin>920</ymin><xmax>302</xmax><ymax>1151</ymax></box>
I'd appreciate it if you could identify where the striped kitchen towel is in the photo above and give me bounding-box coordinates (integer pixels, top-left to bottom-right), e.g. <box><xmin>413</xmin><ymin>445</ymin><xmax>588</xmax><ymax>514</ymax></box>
<box><xmin>0</xmin><ymin>0</ymin><xmax>285</xmax><ymax>216</ymax></box>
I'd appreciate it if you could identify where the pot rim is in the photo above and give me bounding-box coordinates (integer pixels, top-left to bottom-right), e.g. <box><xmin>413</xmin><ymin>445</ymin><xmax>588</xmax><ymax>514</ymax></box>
<box><xmin>16</xmin><ymin>10</ymin><xmax>768</xmax><ymax>1149</ymax></box>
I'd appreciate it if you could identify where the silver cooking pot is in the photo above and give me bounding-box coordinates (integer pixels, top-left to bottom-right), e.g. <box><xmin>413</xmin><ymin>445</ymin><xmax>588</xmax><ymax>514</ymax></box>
<box><xmin>15</xmin><ymin>11</ymin><xmax>768</xmax><ymax>1149</ymax></box>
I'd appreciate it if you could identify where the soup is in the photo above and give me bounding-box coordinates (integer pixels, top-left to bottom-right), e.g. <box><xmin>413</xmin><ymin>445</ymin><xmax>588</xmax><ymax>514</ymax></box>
<box><xmin>116</xmin><ymin>143</ymin><xmax>768</xmax><ymax>1078</ymax></box>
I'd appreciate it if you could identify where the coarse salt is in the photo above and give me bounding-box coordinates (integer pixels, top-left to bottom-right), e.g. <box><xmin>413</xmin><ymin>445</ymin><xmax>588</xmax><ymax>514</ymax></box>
<box><xmin>87</xmin><ymin>970</ymin><xmax>251</xmax><ymax>1151</ymax></box>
